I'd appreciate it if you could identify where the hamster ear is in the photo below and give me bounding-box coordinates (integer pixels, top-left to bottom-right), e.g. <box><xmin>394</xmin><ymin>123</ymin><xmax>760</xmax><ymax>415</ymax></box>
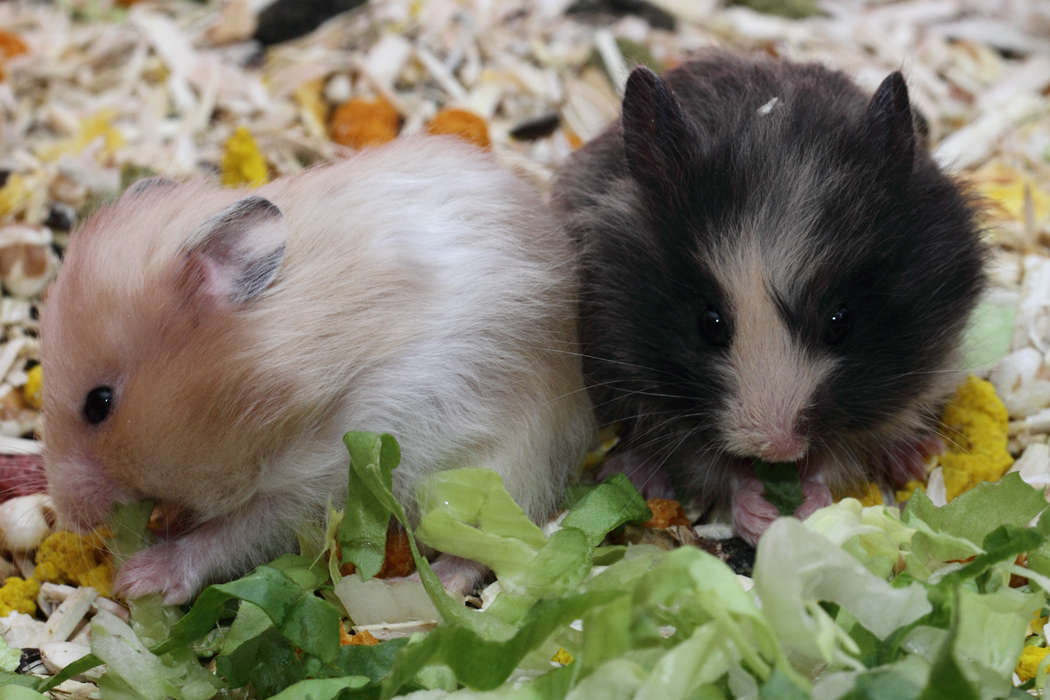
<box><xmin>865</xmin><ymin>72</ymin><xmax>916</xmax><ymax>183</ymax></box>
<box><xmin>182</xmin><ymin>196</ymin><xmax>287</xmax><ymax>306</ymax></box>
<box><xmin>622</xmin><ymin>67</ymin><xmax>693</xmax><ymax>190</ymax></box>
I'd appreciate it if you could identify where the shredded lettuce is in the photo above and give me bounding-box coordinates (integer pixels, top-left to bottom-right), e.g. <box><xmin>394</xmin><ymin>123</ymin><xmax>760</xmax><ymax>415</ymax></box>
<box><xmin>30</xmin><ymin>431</ymin><xmax>1050</xmax><ymax>700</ymax></box>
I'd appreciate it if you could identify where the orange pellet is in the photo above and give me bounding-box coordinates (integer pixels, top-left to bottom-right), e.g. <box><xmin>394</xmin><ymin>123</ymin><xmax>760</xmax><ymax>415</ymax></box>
<box><xmin>426</xmin><ymin>108</ymin><xmax>491</xmax><ymax>149</ymax></box>
<box><xmin>641</xmin><ymin>498</ymin><xmax>690</xmax><ymax>529</ymax></box>
<box><xmin>329</xmin><ymin>97</ymin><xmax>401</xmax><ymax>149</ymax></box>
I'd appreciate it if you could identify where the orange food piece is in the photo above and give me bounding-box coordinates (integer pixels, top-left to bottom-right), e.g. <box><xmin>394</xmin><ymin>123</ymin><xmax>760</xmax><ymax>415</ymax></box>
<box><xmin>0</xmin><ymin>30</ymin><xmax>28</xmax><ymax>82</ymax></box>
<box><xmin>329</xmin><ymin>97</ymin><xmax>401</xmax><ymax>149</ymax></box>
<box><xmin>338</xmin><ymin>525</ymin><xmax>416</xmax><ymax>579</ymax></box>
<box><xmin>426</xmin><ymin>108</ymin><xmax>491</xmax><ymax>149</ymax></box>
<box><xmin>341</xmin><ymin>627</ymin><xmax>379</xmax><ymax>646</ymax></box>
<box><xmin>641</xmin><ymin>498</ymin><xmax>690</xmax><ymax>529</ymax></box>
<box><xmin>0</xmin><ymin>31</ymin><xmax>28</xmax><ymax>61</ymax></box>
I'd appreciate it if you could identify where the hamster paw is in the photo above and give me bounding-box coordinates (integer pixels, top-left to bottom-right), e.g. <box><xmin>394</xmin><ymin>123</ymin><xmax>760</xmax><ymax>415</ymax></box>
<box><xmin>731</xmin><ymin>478</ymin><xmax>780</xmax><ymax>545</ymax></box>
<box><xmin>113</xmin><ymin>544</ymin><xmax>200</xmax><ymax>605</ymax></box>
<box><xmin>876</xmin><ymin>435</ymin><xmax>943</xmax><ymax>487</ymax></box>
<box><xmin>594</xmin><ymin>451</ymin><xmax>676</xmax><ymax>500</ymax></box>
<box><xmin>732</xmin><ymin>476</ymin><xmax>832</xmax><ymax>545</ymax></box>
<box><xmin>399</xmin><ymin>555</ymin><xmax>488</xmax><ymax>596</ymax></box>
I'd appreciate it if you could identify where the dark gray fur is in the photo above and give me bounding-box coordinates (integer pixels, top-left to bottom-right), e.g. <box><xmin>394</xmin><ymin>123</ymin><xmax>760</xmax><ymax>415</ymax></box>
<box><xmin>552</xmin><ymin>51</ymin><xmax>986</xmax><ymax>505</ymax></box>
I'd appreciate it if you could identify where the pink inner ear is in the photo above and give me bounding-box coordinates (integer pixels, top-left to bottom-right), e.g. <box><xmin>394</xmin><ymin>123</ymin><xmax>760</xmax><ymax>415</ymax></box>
<box><xmin>196</xmin><ymin>253</ymin><xmax>237</xmax><ymax>304</ymax></box>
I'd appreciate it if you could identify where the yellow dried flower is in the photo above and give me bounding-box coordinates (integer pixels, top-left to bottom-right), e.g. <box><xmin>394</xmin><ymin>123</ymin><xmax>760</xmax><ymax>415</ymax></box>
<box><xmin>969</xmin><ymin>162</ymin><xmax>1050</xmax><ymax>226</ymax></box>
<box><xmin>294</xmin><ymin>79</ymin><xmax>329</xmax><ymax>140</ymax></box>
<box><xmin>221</xmin><ymin>127</ymin><xmax>269</xmax><ymax>188</ymax></box>
<box><xmin>839</xmin><ymin>482</ymin><xmax>885</xmax><ymax>507</ymax></box>
<box><xmin>22</xmin><ymin>364</ymin><xmax>42</xmax><ymax>409</ymax></box>
<box><xmin>37</xmin><ymin>110</ymin><xmax>125</xmax><ymax>162</ymax></box>
<box><xmin>426</xmin><ymin>108</ymin><xmax>491</xmax><ymax>149</ymax></box>
<box><xmin>1016</xmin><ymin>644</ymin><xmax>1050</xmax><ymax>683</ymax></box>
<box><xmin>34</xmin><ymin>530</ymin><xmax>114</xmax><ymax>598</ymax></box>
<box><xmin>938</xmin><ymin>375</ymin><xmax>1013</xmax><ymax>501</ymax></box>
<box><xmin>895</xmin><ymin>480</ymin><xmax>924</xmax><ymax>505</ymax></box>
<box><xmin>329</xmin><ymin>97</ymin><xmax>401</xmax><ymax>150</ymax></box>
<box><xmin>0</xmin><ymin>576</ymin><xmax>40</xmax><ymax>617</ymax></box>
<box><xmin>0</xmin><ymin>174</ymin><xmax>29</xmax><ymax>218</ymax></box>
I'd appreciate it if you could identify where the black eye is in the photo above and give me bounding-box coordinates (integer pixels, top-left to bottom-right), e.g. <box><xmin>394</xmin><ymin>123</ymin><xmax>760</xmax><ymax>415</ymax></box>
<box><xmin>84</xmin><ymin>386</ymin><xmax>113</xmax><ymax>425</ymax></box>
<box><xmin>699</xmin><ymin>308</ymin><xmax>730</xmax><ymax>347</ymax></box>
<box><xmin>826</xmin><ymin>308</ymin><xmax>852</xmax><ymax>344</ymax></box>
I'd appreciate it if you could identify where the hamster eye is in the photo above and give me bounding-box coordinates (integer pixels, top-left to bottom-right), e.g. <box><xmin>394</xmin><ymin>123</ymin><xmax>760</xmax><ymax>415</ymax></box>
<box><xmin>83</xmin><ymin>386</ymin><xmax>113</xmax><ymax>425</ymax></box>
<box><xmin>699</xmin><ymin>308</ymin><xmax>730</xmax><ymax>347</ymax></box>
<box><xmin>825</xmin><ymin>308</ymin><xmax>852</xmax><ymax>344</ymax></box>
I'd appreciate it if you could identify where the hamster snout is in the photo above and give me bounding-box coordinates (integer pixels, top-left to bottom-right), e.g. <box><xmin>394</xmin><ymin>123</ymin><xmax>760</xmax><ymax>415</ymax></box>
<box><xmin>42</xmin><ymin>136</ymin><xmax>595</xmax><ymax>602</ymax></box>
<box><xmin>554</xmin><ymin>52</ymin><xmax>985</xmax><ymax>544</ymax></box>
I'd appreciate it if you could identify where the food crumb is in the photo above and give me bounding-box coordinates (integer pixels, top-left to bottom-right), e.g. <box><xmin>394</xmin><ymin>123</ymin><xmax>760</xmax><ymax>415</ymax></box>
<box><xmin>551</xmin><ymin>648</ymin><xmax>574</xmax><ymax>665</ymax></box>
<box><xmin>341</xmin><ymin>626</ymin><xmax>379</xmax><ymax>646</ymax></box>
<box><xmin>641</xmin><ymin>498</ymin><xmax>690</xmax><ymax>529</ymax></box>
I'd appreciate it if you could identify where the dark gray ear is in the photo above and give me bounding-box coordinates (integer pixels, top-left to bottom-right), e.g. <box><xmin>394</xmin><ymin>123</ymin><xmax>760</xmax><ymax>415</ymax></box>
<box><xmin>865</xmin><ymin>72</ymin><xmax>916</xmax><ymax>183</ymax></box>
<box><xmin>123</xmin><ymin>177</ymin><xmax>178</xmax><ymax>199</ymax></box>
<box><xmin>622</xmin><ymin>67</ymin><xmax>695</xmax><ymax>191</ymax></box>
<box><xmin>184</xmin><ymin>196</ymin><xmax>287</xmax><ymax>305</ymax></box>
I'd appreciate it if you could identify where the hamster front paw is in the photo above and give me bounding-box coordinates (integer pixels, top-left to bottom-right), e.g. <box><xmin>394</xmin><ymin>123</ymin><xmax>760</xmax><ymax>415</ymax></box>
<box><xmin>875</xmin><ymin>434</ymin><xmax>943</xmax><ymax>487</ymax></box>
<box><xmin>731</xmin><ymin>476</ymin><xmax>832</xmax><ymax>545</ymax></box>
<box><xmin>113</xmin><ymin>543</ymin><xmax>203</xmax><ymax>605</ymax></box>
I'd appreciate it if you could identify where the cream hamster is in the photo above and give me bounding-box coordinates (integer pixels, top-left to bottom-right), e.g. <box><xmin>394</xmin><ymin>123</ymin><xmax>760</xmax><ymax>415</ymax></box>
<box><xmin>42</xmin><ymin>136</ymin><xmax>595</xmax><ymax>603</ymax></box>
<box><xmin>552</xmin><ymin>52</ymin><xmax>985</xmax><ymax>543</ymax></box>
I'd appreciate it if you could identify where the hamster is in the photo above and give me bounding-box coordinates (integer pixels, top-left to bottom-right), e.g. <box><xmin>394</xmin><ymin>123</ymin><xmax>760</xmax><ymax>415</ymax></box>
<box><xmin>42</xmin><ymin>136</ymin><xmax>595</xmax><ymax>603</ymax></box>
<box><xmin>552</xmin><ymin>52</ymin><xmax>985</xmax><ymax>544</ymax></box>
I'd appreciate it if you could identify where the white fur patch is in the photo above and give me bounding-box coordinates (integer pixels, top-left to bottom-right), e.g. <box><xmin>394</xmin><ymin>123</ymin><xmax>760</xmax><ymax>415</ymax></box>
<box><xmin>712</xmin><ymin>239</ymin><xmax>837</xmax><ymax>462</ymax></box>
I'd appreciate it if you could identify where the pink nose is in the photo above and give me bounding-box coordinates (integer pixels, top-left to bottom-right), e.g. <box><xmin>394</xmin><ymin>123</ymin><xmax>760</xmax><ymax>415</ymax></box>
<box><xmin>753</xmin><ymin>432</ymin><xmax>808</xmax><ymax>463</ymax></box>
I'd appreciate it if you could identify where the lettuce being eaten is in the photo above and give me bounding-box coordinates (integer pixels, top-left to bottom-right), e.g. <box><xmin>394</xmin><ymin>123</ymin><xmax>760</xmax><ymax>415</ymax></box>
<box><xmin>20</xmin><ymin>433</ymin><xmax>1050</xmax><ymax>700</ymax></box>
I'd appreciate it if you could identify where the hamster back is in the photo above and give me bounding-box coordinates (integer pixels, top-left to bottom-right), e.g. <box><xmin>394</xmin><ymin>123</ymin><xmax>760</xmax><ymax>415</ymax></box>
<box><xmin>42</xmin><ymin>136</ymin><xmax>594</xmax><ymax>602</ymax></box>
<box><xmin>553</xmin><ymin>52</ymin><xmax>985</xmax><ymax>542</ymax></box>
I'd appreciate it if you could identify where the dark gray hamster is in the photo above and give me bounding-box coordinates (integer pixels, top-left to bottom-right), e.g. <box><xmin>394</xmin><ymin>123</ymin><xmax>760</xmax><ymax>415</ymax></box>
<box><xmin>552</xmin><ymin>51</ymin><xmax>985</xmax><ymax>543</ymax></box>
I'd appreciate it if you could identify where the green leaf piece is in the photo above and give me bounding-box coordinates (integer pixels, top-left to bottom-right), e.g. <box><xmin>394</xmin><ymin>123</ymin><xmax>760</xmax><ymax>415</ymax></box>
<box><xmin>341</xmin><ymin>431</ymin><xmax>403</xmax><ymax>580</ymax></box>
<box><xmin>754</xmin><ymin>461</ymin><xmax>805</xmax><ymax>516</ymax></box>
<box><xmin>560</xmin><ymin>473</ymin><xmax>652</xmax><ymax>546</ymax></box>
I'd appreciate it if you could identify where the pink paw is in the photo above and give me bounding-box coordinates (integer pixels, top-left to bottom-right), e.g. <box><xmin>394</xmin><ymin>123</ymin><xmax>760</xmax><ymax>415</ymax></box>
<box><xmin>403</xmin><ymin>555</ymin><xmax>487</xmax><ymax>596</ymax></box>
<box><xmin>594</xmin><ymin>451</ymin><xmax>676</xmax><ymax>500</ymax></box>
<box><xmin>732</xmin><ymin>477</ymin><xmax>780</xmax><ymax>545</ymax></box>
<box><xmin>876</xmin><ymin>435</ymin><xmax>943</xmax><ymax>486</ymax></box>
<box><xmin>113</xmin><ymin>544</ymin><xmax>199</xmax><ymax>605</ymax></box>
<box><xmin>793</xmin><ymin>479</ymin><xmax>833</xmax><ymax>520</ymax></box>
<box><xmin>731</xmin><ymin>476</ymin><xmax>833</xmax><ymax>545</ymax></box>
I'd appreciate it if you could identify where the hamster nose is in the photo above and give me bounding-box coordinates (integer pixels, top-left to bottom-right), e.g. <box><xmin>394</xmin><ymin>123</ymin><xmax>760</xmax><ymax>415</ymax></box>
<box><xmin>754</xmin><ymin>432</ymin><xmax>808</xmax><ymax>463</ymax></box>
